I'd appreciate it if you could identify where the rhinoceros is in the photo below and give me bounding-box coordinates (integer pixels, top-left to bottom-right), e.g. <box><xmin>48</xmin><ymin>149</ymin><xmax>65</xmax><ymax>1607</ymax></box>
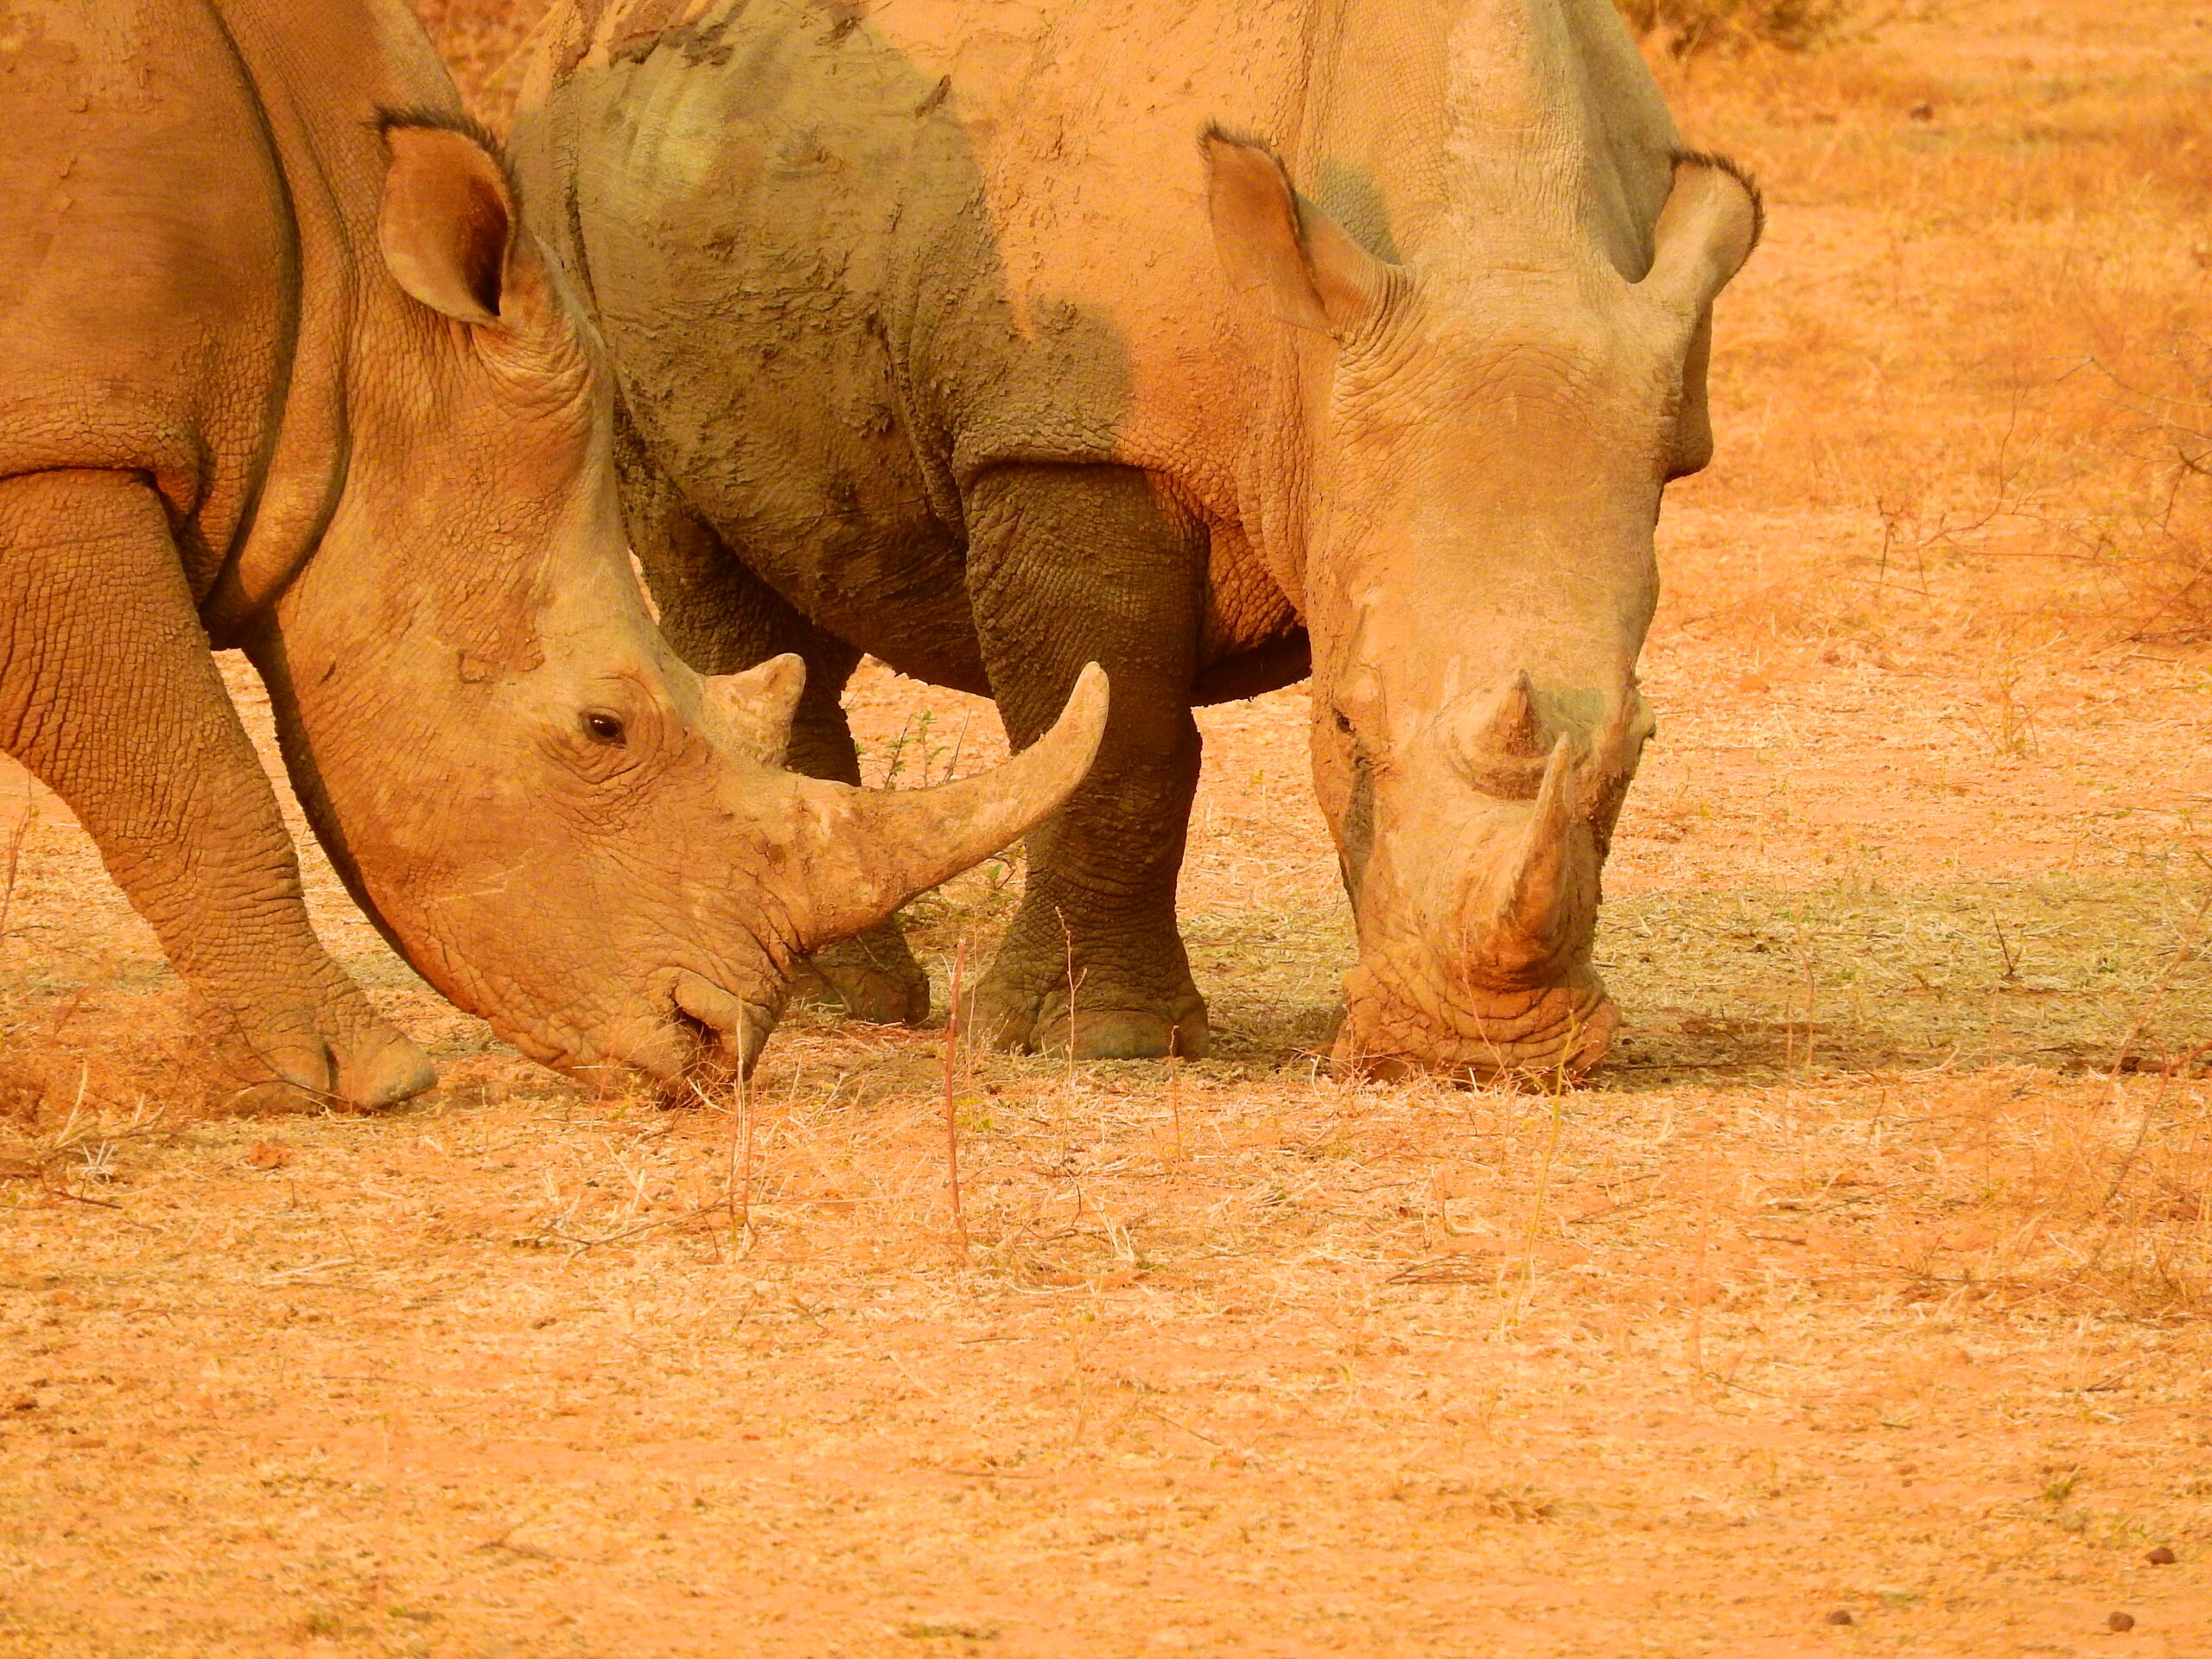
<box><xmin>0</xmin><ymin>0</ymin><xmax>1105</xmax><ymax>1109</ymax></box>
<box><xmin>512</xmin><ymin>0</ymin><xmax>1758</xmax><ymax>1077</ymax></box>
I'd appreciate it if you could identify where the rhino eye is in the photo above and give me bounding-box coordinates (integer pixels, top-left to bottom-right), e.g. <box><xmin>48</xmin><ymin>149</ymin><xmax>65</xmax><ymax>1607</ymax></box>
<box><xmin>582</xmin><ymin>711</ymin><xmax>626</xmax><ymax>747</ymax></box>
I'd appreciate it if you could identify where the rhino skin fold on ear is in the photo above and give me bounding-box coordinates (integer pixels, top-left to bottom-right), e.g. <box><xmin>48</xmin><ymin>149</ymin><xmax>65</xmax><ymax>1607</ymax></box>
<box><xmin>1202</xmin><ymin>126</ymin><xmax>1395</xmax><ymax>339</ymax></box>
<box><xmin>1643</xmin><ymin>149</ymin><xmax>1763</xmax><ymax>315</ymax></box>
<box><xmin>377</xmin><ymin>111</ymin><xmax>524</xmax><ymax>326</ymax></box>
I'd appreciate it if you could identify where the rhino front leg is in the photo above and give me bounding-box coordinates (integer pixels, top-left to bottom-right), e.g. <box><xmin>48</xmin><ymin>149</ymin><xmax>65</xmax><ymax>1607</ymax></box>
<box><xmin>963</xmin><ymin>463</ymin><xmax>1209</xmax><ymax>1060</ymax></box>
<box><xmin>617</xmin><ymin>442</ymin><xmax>928</xmax><ymax>1024</ymax></box>
<box><xmin>0</xmin><ymin>470</ymin><xmax>433</xmax><ymax>1109</ymax></box>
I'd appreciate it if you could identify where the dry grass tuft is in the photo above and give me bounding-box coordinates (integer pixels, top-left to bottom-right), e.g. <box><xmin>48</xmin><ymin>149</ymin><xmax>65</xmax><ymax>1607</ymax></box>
<box><xmin>411</xmin><ymin>0</ymin><xmax>546</xmax><ymax>124</ymax></box>
<box><xmin>2073</xmin><ymin>333</ymin><xmax>2212</xmax><ymax>643</ymax></box>
<box><xmin>1616</xmin><ymin>0</ymin><xmax>1864</xmax><ymax>58</ymax></box>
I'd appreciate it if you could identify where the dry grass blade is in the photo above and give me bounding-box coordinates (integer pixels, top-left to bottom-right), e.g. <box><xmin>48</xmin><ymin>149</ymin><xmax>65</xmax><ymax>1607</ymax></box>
<box><xmin>0</xmin><ymin>778</ymin><xmax>31</xmax><ymax>952</ymax></box>
<box><xmin>944</xmin><ymin>937</ymin><xmax>969</xmax><ymax>1262</ymax></box>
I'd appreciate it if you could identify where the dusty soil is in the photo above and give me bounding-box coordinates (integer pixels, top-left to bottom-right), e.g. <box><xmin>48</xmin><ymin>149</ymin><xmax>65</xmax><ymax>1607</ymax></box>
<box><xmin>5</xmin><ymin>2</ymin><xmax>2212</xmax><ymax>1655</ymax></box>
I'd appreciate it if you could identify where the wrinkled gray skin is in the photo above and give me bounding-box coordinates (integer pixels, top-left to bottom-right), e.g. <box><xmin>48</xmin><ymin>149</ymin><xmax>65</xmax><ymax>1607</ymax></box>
<box><xmin>0</xmin><ymin>0</ymin><xmax>1105</xmax><ymax>1108</ymax></box>
<box><xmin>514</xmin><ymin>0</ymin><xmax>1759</xmax><ymax>1076</ymax></box>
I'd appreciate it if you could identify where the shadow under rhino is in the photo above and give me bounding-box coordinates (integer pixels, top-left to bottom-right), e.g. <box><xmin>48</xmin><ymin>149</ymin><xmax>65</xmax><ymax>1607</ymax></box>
<box><xmin>1159</xmin><ymin>872</ymin><xmax>2212</xmax><ymax>1084</ymax></box>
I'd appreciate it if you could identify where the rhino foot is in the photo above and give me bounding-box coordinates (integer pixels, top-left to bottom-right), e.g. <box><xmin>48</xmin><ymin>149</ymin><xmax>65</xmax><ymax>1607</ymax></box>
<box><xmin>963</xmin><ymin>977</ymin><xmax>1210</xmax><ymax>1062</ymax></box>
<box><xmin>786</xmin><ymin>920</ymin><xmax>931</xmax><ymax>1025</ymax></box>
<box><xmin>206</xmin><ymin>990</ymin><xmax>435</xmax><ymax>1114</ymax></box>
<box><xmin>1061</xmin><ymin>1004</ymin><xmax>1211</xmax><ymax>1061</ymax></box>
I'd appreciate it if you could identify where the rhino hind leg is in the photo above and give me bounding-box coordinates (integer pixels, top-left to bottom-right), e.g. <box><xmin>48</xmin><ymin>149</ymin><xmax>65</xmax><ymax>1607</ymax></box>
<box><xmin>0</xmin><ymin>469</ymin><xmax>433</xmax><ymax>1110</ymax></box>
<box><xmin>617</xmin><ymin>444</ymin><xmax>929</xmax><ymax>1024</ymax></box>
<box><xmin>960</xmin><ymin>463</ymin><xmax>1210</xmax><ymax>1061</ymax></box>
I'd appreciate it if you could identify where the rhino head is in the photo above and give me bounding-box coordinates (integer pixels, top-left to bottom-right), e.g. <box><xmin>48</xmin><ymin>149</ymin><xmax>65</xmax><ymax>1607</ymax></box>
<box><xmin>248</xmin><ymin>116</ymin><xmax>1104</xmax><ymax>1097</ymax></box>
<box><xmin>1205</xmin><ymin>135</ymin><xmax>1758</xmax><ymax>1080</ymax></box>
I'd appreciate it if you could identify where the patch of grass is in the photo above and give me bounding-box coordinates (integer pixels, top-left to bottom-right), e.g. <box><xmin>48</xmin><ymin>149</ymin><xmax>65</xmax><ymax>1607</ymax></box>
<box><xmin>1599</xmin><ymin>872</ymin><xmax>2212</xmax><ymax>1080</ymax></box>
<box><xmin>2079</xmin><ymin>332</ymin><xmax>2212</xmax><ymax>644</ymax></box>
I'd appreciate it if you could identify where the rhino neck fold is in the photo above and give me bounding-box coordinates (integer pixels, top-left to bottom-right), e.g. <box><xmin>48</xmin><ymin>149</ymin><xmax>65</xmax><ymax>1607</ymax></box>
<box><xmin>239</xmin><ymin>616</ymin><xmax>419</xmax><ymax>976</ymax></box>
<box><xmin>194</xmin><ymin>0</ymin><xmax>465</xmax><ymax>645</ymax></box>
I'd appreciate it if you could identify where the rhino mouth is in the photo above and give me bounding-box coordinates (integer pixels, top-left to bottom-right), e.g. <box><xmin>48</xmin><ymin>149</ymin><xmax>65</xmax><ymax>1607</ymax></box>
<box><xmin>542</xmin><ymin>972</ymin><xmax>779</xmax><ymax>1104</ymax></box>
<box><xmin>664</xmin><ymin>969</ymin><xmax>778</xmax><ymax>1095</ymax></box>
<box><xmin>1329</xmin><ymin>672</ymin><xmax>1649</xmax><ymax>1083</ymax></box>
<box><xmin>1334</xmin><ymin>961</ymin><xmax>1618</xmax><ymax>1084</ymax></box>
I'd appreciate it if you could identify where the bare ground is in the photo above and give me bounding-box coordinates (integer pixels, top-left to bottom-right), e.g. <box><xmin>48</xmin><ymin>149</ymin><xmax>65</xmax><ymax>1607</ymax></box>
<box><xmin>4</xmin><ymin>1</ymin><xmax>2212</xmax><ymax>1654</ymax></box>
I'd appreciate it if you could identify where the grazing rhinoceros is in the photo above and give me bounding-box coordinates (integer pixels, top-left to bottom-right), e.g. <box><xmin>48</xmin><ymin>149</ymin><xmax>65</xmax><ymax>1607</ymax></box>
<box><xmin>0</xmin><ymin>0</ymin><xmax>1105</xmax><ymax>1108</ymax></box>
<box><xmin>511</xmin><ymin>0</ymin><xmax>1758</xmax><ymax>1077</ymax></box>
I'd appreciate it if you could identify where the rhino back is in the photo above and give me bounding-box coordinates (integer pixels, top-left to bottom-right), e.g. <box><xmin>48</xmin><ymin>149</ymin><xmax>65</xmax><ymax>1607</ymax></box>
<box><xmin>530</xmin><ymin>0</ymin><xmax>1688</xmax><ymax>661</ymax></box>
<box><xmin>0</xmin><ymin>0</ymin><xmax>298</xmax><ymax>588</ymax></box>
<box><xmin>527</xmin><ymin>1</ymin><xmax>1002</xmax><ymax>677</ymax></box>
<box><xmin>0</xmin><ymin>0</ymin><xmax>462</xmax><ymax>612</ymax></box>
<box><xmin>536</xmin><ymin>0</ymin><xmax>1268</xmax><ymax>497</ymax></box>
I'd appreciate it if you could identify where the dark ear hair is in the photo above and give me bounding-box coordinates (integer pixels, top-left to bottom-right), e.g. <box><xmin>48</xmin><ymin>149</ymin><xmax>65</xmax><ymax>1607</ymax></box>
<box><xmin>376</xmin><ymin>111</ymin><xmax>529</xmax><ymax>327</ymax></box>
<box><xmin>1201</xmin><ymin>127</ymin><xmax>1395</xmax><ymax>340</ymax></box>
<box><xmin>1642</xmin><ymin>150</ymin><xmax>1762</xmax><ymax>315</ymax></box>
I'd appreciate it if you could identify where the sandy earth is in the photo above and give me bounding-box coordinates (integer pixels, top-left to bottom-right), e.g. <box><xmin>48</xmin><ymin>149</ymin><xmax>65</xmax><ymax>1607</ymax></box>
<box><xmin>4</xmin><ymin>1</ymin><xmax>2212</xmax><ymax>1655</ymax></box>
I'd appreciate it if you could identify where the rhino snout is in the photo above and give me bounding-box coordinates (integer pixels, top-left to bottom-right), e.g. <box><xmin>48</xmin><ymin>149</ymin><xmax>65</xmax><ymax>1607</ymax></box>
<box><xmin>667</xmin><ymin>969</ymin><xmax>780</xmax><ymax>1091</ymax></box>
<box><xmin>1334</xmin><ymin>960</ymin><xmax>1618</xmax><ymax>1083</ymax></box>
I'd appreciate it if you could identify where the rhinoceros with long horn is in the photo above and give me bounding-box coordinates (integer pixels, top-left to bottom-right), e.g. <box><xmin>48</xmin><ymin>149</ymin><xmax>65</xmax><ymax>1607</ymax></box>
<box><xmin>0</xmin><ymin>0</ymin><xmax>1106</xmax><ymax>1108</ymax></box>
<box><xmin>512</xmin><ymin>0</ymin><xmax>1758</xmax><ymax>1077</ymax></box>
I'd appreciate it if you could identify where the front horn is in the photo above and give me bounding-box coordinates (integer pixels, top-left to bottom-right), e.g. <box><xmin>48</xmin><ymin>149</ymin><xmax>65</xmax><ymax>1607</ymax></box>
<box><xmin>784</xmin><ymin>664</ymin><xmax>1110</xmax><ymax>948</ymax></box>
<box><xmin>1487</xmin><ymin>734</ymin><xmax>1580</xmax><ymax>978</ymax></box>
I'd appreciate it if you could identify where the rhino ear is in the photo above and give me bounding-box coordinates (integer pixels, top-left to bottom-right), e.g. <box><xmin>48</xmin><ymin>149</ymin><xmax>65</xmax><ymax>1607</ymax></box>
<box><xmin>1641</xmin><ymin>152</ymin><xmax>1762</xmax><ymax>317</ymax></box>
<box><xmin>1641</xmin><ymin>154</ymin><xmax>1761</xmax><ymax>480</ymax></box>
<box><xmin>1203</xmin><ymin>130</ymin><xmax>1393</xmax><ymax>340</ymax></box>
<box><xmin>378</xmin><ymin>116</ymin><xmax>532</xmax><ymax>330</ymax></box>
<box><xmin>702</xmin><ymin>654</ymin><xmax>806</xmax><ymax>769</ymax></box>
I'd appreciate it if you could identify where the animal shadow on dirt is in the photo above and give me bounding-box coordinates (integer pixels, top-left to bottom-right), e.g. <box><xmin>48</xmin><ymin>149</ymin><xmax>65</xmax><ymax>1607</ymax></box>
<box><xmin>1134</xmin><ymin>867</ymin><xmax>2212</xmax><ymax>1087</ymax></box>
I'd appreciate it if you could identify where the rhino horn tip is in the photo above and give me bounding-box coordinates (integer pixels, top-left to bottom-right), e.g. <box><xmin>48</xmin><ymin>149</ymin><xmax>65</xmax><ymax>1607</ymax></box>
<box><xmin>1484</xmin><ymin>670</ymin><xmax>1547</xmax><ymax>759</ymax></box>
<box><xmin>1498</xmin><ymin>735</ymin><xmax>1576</xmax><ymax>957</ymax></box>
<box><xmin>786</xmin><ymin>665</ymin><xmax>1110</xmax><ymax>949</ymax></box>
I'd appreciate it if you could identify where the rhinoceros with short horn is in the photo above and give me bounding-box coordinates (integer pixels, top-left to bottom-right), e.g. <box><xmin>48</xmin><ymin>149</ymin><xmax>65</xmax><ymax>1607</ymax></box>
<box><xmin>512</xmin><ymin>0</ymin><xmax>1758</xmax><ymax>1077</ymax></box>
<box><xmin>0</xmin><ymin>0</ymin><xmax>1106</xmax><ymax>1107</ymax></box>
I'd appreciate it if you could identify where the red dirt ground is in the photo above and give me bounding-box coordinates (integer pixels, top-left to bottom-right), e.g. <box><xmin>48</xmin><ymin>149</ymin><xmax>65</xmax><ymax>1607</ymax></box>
<box><xmin>3</xmin><ymin>2</ymin><xmax>2211</xmax><ymax>1656</ymax></box>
